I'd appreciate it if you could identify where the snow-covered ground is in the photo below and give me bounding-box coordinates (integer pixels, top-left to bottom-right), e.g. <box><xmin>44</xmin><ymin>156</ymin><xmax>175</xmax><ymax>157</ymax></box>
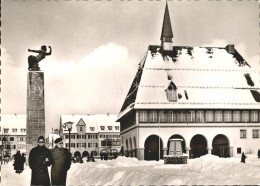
<box><xmin>1</xmin><ymin>154</ymin><xmax>260</xmax><ymax>185</ymax></box>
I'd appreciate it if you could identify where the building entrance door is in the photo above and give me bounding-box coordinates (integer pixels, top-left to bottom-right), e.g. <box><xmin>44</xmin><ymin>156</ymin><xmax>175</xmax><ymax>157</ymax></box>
<box><xmin>144</xmin><ymin>135</ymin><xmax>163</xmax><ymax>161</ymax></box>
<box><xmin>190</xmin><ymin>134</ymin><xmax>207</xmax><ymax>158</ymax></box>
<box><xmin>212</xmin><ymin>134</ymin><xmax>230</xmax><ymax>157</ymax></box>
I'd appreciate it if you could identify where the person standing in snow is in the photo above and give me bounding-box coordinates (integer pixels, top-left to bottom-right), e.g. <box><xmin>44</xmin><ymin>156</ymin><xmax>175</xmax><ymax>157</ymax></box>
<box><xmin>29</xmin><ymin>136</ymin><xmax>53</xmax><ymax>186</ymax></box>
<box><xmin>241</xmin><ymin>152</ymin><xmax>246</xmax><ymax>163</ymax></box>
<box><xmin>13</xmin><ymin>150</ymin><xmax>22</xmax><ymax>173</ymax></box>
<box><xmin>50</xmin><ymin>137</ymin><xmax>71</xmax><ymax>186</ymax></box>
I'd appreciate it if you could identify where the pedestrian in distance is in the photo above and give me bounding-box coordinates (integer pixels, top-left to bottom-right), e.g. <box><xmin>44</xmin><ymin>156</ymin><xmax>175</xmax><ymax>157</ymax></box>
<box><xmin>21</xmin><ymin>153</ymin><xmax>26</xmax><ymax>172</ymax></box>
<box><xmin>29</xmin><ymin>136</ymin><xmax>53</xmax><ymax>186</ymax></box>
<box><xmin>51</xmin><ymin>137</ymin><xmax>72</xmax><ymax>186</ymax></box>
<box><xmin>13</xmin><ymin>150</ymin><xmax>22</xmax><ymax>174</ymax></box>
<box><xmin>241</xmin><ymin>152</ymin><xmax>246</xmax><ymax>163</ymax></box>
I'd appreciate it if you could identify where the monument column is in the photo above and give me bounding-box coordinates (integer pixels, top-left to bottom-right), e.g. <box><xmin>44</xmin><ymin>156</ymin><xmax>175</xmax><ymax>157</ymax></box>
<box><xmin>26</xmin><ymin>71</ymin><xmax>45</xmax><ymax>156</ymax></box>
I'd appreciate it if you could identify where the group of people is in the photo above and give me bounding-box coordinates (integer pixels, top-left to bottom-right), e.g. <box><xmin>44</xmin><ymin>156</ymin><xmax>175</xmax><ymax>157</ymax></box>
<box><xmin>29</xmin><ymin>136</ymin><xmax>71</xmax><ymax>186</ymax></box>
<box><xmin>13</xmin><ymin>151</ymin><xmax>26</xmax><ymax>173</ymax></box>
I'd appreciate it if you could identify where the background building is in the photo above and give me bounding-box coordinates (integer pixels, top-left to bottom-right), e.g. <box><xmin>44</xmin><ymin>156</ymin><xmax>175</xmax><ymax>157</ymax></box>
<box><xmin>117</xmin><ymin>2</ymin><xmax>260</xmax><ymax>160</ymax></box>
<box><xmin>0</xmin><ymin>114</ymin><xmax>26</xmax><ymax>158</ymax></box>
<box><xmin>60</xmin><ymin>114</ymin><xmax>121</xmax><ymax>157</ymax></box>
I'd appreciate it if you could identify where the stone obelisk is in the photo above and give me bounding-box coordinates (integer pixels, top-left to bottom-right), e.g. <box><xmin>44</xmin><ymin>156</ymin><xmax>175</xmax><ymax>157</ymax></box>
<box><xmin>26</xmin><ymin>65</ymin><xmax>45</xmax><ymax>155</ymax></box>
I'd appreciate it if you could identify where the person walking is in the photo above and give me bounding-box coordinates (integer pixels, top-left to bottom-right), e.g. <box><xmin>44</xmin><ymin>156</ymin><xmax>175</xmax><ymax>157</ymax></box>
<box><xmin>241</xmin><ymin>152</ymin><xmax>246</xmax><ymax>163</ymax></box>
<box><xmin>29</xmin><ymin>136</ymin><xmax>53</xmax><ymax>186</ymax></box>
<box><xmin>51</xmin><ymin>138</ymin><xmax>71</xmax><ymax>186</ymax></box>
<box><xmin>13</xmin><ymin>150</ymin><xmax>22</xmax><ymax>174</ymax></box>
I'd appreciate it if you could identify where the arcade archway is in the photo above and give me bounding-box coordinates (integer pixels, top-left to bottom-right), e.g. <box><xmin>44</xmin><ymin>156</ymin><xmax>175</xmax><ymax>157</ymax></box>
<box><xmin>167</xmin><ymin>134</ymin><xmax>186</xmax><ymax>154</ymax></box>
<box><xmin>212</xmin><ymin>134</ymin><xmax>230</xmax><ymax>157</ymax></box>
<box><xmin>144</xmin><ymin>135</ymin><xmax>163</xmax><ymax>161</ymax></box>
<box><xmin>190</xmin><ymin>134</ymin><xmax>207</xmax><ymax>158</ymax></box>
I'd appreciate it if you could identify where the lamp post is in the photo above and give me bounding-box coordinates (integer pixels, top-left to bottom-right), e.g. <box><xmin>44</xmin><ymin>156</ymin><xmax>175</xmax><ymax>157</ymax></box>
<box><xmin>65</xmin><ymin>121</ymin><xmax>73</xmax><ymax>153</ymax></box>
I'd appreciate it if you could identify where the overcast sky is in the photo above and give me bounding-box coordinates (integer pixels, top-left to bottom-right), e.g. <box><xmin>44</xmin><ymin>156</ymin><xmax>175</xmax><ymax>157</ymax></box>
<box><xmin>1</xmin><ymin>0</ymin><xmax>259</xmax><ymax>136</ymax></box>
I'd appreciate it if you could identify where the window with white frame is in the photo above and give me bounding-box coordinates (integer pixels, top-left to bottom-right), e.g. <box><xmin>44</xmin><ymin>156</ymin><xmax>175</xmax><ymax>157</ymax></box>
<box><xmin>240</xmin><ymin>130</ymin><xmax>246</xmax><ymax>138</ymax></box>
<box><xmin>252</xmin><ymin>129</ymin><xmax>259</xmax><ymax>138</ymax></box>
<box><xmin>205</xmin><ymin>111</ymin><xmax>214</xmax><ymax>122</ymax></box>
<box><xmin>158</xmin><ymin>111</ymin><xmax>167</xmax><ymax>122</ymax></box>
<box><xmin>77</xmin><ymin>135</ymin><xmax>81</xmax><ymax>139</ymax></box>
<box><xmin>12</xmin><ymin>128</ymin><xmax>17</xmax><ymax>133</ymax></box>
<box><xmin>115</xmin><ymin>126</ymin><xmax>120</xmax><ymax>130</ymax></box>
<box><xmin>215</xmin><ymin>111</ymin><xmax>223</xmax><ymax>122</ymax></box>
<box><xmin>166</xmin><ymin>82</ymin><xmax>177</xmax><ymax>102</ymax></box>
<box><xmin>65</xmin><ymin>135</ymin><xmax>69</xmax><ymax>139</ymax></box>
<box><xmin>80</xmin><ymin>127</ymin><xmax>83</xmax><ymax>131</ymax></box>
<box><xmin>20</xmin><ymin>129</ymin><xmax>26</xmax><ymax>133</ymax></box>
<box><xmin>250</xmin><ymin>111</ymin><xmax>258</xmax><ymax>122</ymax></box>
<box><xmin>100</xmin><ymin>135</ymin><xmax>105</xmax><ymax>138</ymax></box>
<box><xmin>139</xmin><ymin>111</ymin><xmax>148</xmax><ymax>122</ymax></box>
<box><xmin>177</xmin><ymin>111</ymin><xmax>186</xmax><ymax>122</ymax></box>
<box><xmin>196</xmin><ymin>111</ymin><xmax>204</xmax><ymax>122</ymax></box>
<box><xmin>88</xmin><ymin>135</ymin><xmax>92</xmax><ymax>139</ymax></box>
<box><xmin>149</xmin><ymin>111</ymin><xmax>158</xmax><ymax>122</ymax></box>
<box><xmin>71</xmin><ymin>143</ymin><xmax>75</xmax><ymax>148</ymax></box>
<box><xmin>77</xmin><ymin>143</ymin><xmax>81</xmax><ymax>148</ymax></box>
<box><xmin>82</xmin><ymin>135</ymin><xmax>86</xmax><ymax>139</ymax></box>
<box><xmin>100</xmin><ymin>126</ymin><xmax>105</xmax><ymax>130</ymax></box>
<box><xmin>168</xmin><ymin>111</ymin><xmax>177</xmax><ymax>123</ymax></box>
<box><xmin>186</xmin><ymin>111</ymin><xmax>195</xmax><ymax>122</ymax></box>
<box><xmin>71</xmin><ymin>135</ymin><xmax>75</xmax><ymax>139</ymax></box>
<box><xmin>4</xmin><ymin>128</ymin><xmax>9</xmax><ymax>133</ymax></box>
<box><xmin>241</xmin><ymin>111</ymin><xmax>250</xmax><ymax>122</ymax></box>
<box><xmin>108</xmin><ymin>126</ymin><xmax>112</xmax><ymax>130</ymax></box>
<box><xmin>88</xmin><ymin>143</ymin><xmax>92</xmax><ymax>148</ymax></box>
<box><xmin>82</xmin><ymin>143</ymin><xmax>86</xmax><ymax>148</ymax></box>
<box><xmin>90</xmin><ymin>127</ymin><xmax>95</xmax><ymax>131</ymax></box>
<box><xmin>224</xmin><ymin>111</ymin><xmax>232</xmax><ymax>122</ymax></box>
<box><xmin>233</xmin><ymin>111</ymin><xmax>241</xmax><ymax>122</ymax></box>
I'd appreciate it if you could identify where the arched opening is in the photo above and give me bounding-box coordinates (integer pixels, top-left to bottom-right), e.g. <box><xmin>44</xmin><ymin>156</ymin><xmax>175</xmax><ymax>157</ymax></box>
<box><xmin>167</xmin><ymin>134</ymin><xmax>186</xmax><ymax>154</ymax></box>
<box><xmin>133</xmin><ymin>136</ymin><xmax>137</xmax><ymax>158</ymax></box>
<box><xmin>130</xmin><ymin>138</ymin><xmax>133</xmax><ymax>157</ymax></box>
<box><xmin>212</xmin><ymin>134</ymin><xmax>230</xmax><ymax>157</ymax></box>
<box><xmin>74</xmin><ymin>151</ymin><xmax>81</xmax><ymax>157</ymax></box>
<box><xmin>90</xmin><ymin>150</ymin><xmax>97</xmax><ymax>157</ymax></box>
<box><xmin>111</xmin><ymin>149</ymin><xmax>118</xmax><ymax>158</ymax></box>
<box><xmin>126</xmin><ymin>139</ymin><xmax>129</xmax><ymax>157</ymax></box>
<box><xmin>82</xmin><ymin>151</ymin><xmax>89</xmax><ymax>158</ymax></box>
<box><xmin>190</xmin><ymin>134</ymin><xmax>207</xmax><ymax>158</ymax></box>
<box><xmin>144</xmin><ymin>135</ymin><xmax>163</xmax><ymax>161</ymax></box>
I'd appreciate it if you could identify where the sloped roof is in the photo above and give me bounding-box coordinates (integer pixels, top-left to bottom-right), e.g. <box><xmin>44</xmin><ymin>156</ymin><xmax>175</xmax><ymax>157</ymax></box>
<box><xmin>0</xmin><ymin>114</ymin><xmax>26</xmax><ymax>135</ymax></box>
<box><xmin>60</xmin><ymin>114</ymin><xmax>120</xmax><ymax>134</ymax></box>
<box><xmin>118</xmin><ymin>46</ymin><xmax>260</xmax><ymax>119</ymax></box>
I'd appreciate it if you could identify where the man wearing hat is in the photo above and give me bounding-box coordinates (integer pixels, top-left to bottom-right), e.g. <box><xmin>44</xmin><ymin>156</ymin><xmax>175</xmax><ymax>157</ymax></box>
<box><xmin>51</xmin><ymin>137</ymin><xmax>71</xmax><ymax>186</ymax></box>
<box><xmin>29</xmin><ymin>136</ymin><xmax>53</xmax><ymax>186</ymax></box>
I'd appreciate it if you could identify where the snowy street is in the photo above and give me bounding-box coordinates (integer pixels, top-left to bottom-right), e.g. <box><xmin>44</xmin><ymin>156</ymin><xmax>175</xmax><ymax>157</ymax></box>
<box><xmin>1</xmin><ymin>155</ymin><xmax>260</xmax><ymax>185</ymax></box>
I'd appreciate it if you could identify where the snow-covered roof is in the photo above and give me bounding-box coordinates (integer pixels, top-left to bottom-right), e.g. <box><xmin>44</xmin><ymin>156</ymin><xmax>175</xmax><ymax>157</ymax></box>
<box><xmin>119</xmin><ymin>45</ymin><xmax>260</xmax><ymax>118</ymax></box>
<box><xmin>60</xmin><ymin>114</ymin><xmax>120</xmax><ymax>134</ymax></box>
<box><xmin>0</xmin><ymin>114</ymin><xmax>26</xmax><ymax>135</ymax></box>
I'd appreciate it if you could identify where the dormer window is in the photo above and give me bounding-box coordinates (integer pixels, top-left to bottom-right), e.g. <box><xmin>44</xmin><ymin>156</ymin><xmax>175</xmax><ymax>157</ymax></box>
<box><xmin>166</xmin><ymin>81</ymin><xmax>177</xmax><ymax>102</ymax></box>
<box><xmin>108</xmin><ymin>126</ymin><xmax>112</xmax><ymax>130</ymax></box>
<box><xmin>100</xmin><ymin>126</ymin><xmax>105</xmax><ymax>130</ymax></box>
<box><xmin>90</xmin><ymin>127</ymin><xmax>95</xmax><ymax>131</ymax></box>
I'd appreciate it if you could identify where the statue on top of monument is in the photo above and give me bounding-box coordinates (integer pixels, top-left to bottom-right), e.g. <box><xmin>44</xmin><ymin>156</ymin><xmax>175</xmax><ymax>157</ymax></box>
<box><xmin>28</xmin><ymin>45</ymin><xmax>52</xmax><ymax>71</ymax></box>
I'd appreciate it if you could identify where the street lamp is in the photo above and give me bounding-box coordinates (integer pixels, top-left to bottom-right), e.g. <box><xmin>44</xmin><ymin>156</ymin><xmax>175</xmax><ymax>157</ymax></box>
<box><xmin>64</xmin><ymin>121</ymin><xmax>73</xmax><ymax>153</ymax></box>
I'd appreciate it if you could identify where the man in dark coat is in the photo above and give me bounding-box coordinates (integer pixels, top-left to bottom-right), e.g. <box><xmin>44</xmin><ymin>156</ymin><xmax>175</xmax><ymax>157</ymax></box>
<box><xmin>51</xmin><ymin>137</ymin><xmax>71</xmax><ymax>186</ymax></box>
<box><xmin>241</xmin><ymin>152</ymin><xmax>246</xmax><ymax>163</ymax></box>
<box><xmin>29</xmin><ymin>136</ymin><xmax>53</xmax><ymax>186</ymax></box>
<box><xmin>14</xmin><ymin>150</ymin><xmax>22</xmax><ymax>173</ymax></box>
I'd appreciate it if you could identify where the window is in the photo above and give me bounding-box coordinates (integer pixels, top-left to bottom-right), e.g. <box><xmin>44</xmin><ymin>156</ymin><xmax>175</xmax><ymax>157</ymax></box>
<box><xmin>66</xmin><ymin>143</ymin><xmax>69</xmax><ymax>148</ymax></box>
<box><xmin>115</xmin><ymin>126</ymin><xmax>120</xmax><ymax>130</ymax></box>
<box><xmin>196</xmin><ymin>111</ymin><xmax>204</xmax><ymax>122</ymax></box>
<box><xmin>237</xmin><ymin>147</ymin><xmax>241</xmax><ymax>154</ymax></box>
<box><xmin>168</xmin><ymin>111</ymin><xmax>177</xmax><ymax>123</ymax></box>
<box><xmin>233</xmin><ymin>111</ymin><xmax>241</xmax><ymax>122</ymax></box>
<box><xmin>82</xmin><ymin>143</ymin><xmax>86</xmax><ymax>148</ymax></box>
<box><xmin>80</xmin><ymin>127</ymin><xmax>83</xmax><ymax>132</ymax></box>
<box><xmin>240</xmin><ymin>130</ymin><xmax>246</xmax><ymax>138</ymax></box>
<box><xmin>88</xmin><ymin>143</ymin><xmax>92</xmax><ymax>148</ymax></box>
<box><xmin>224</xmin><ymin>111</ymin><xmax>232</xmax><ymax>122</ymax></box>
<box><xmin>12</xmin><ymin>128</ymin><xmax>17</xmax><ymax>133</ymax></box>
<box><xmin>159</xmin><ymin>111</ymin><xmax>167</xmax><ymax>122</ymax></box>
<box><xmin>10</xmin><ymin>137</ymin><xmax>14</xmax><ymax>141</ymax></box>
<box><xmin>166</xmin><ymin>82</ymin><xmax>177</xmax><ymax>102</ymax></box>
<box><xmin>106</xmin><ymin>135</ymin><xmax>112</xmax><ymax>138</ymax></box>
<box><xmin>82</xmin><ymin>135</ymin><xmax>86</xmax><ymax>139</ymax></box>
<box><xmin>108</xmin><ymin>126</ymin><xmax>112</xmax><ymax>130</ymax></box>
<box><xmin>77</xmin><ymin>143</ymin><xmax>81</xmax><ymax>148</ymax></box>
<box><xmin>205</xmin><ymin>111</ymin><xmax>214</xmax><ymax>122</ymax></box>
<box><xmin>149</xmin><ymin>111</ymin><xmax>158</xmax><ymax>122</ymax></box>
<box><xmin>253</xmin><ymin>130</ymin><xmax>259</xmax><ymax>138</ymax></box>
<box><xmin>90</xmin><ymin>127</ymin><xmax>95</xmax><ymax>131</ymax></box>
<box><xmin>100</xmin><ymin>135</ymin><xmax>105</xmax><ymax>138</ymax></box>
<box><xmin>241</xmin><ymin>111</ymin><xmax>250</xmax><ymax>122</ymax></box>
<box><xmin>139</xmin><ymin>111</ymin><xmax>148</xmax><ymax>122</ymax></box>
<box><xmin>93</xmin><ymin>134</ymin><xmax>98</xmax><ymax>139</ymax></box>
<box><xmin>65</xmin><ymin>135</ymin><xmax>69</xmax><ymax>139</ymax></box>
<box><xmin>77</xmin><ymin>135</ymin><xmax>81</xmax><ymax>139</ymax></box>
<box><xmin>177</xmin><ymin>111</ymin><xmax>186</xmax><ymax>122</ymax></box>
<box><xmin>113</xmin><ymin>135</ymin><xmax>118</xmax><ymax>138</ymax></box>
<box><xmin>4</xmin><ymin>128</ymin><xmax>9</xmax><ymax>133</ymax></box>
<box><xmin>71</xmin><ymin>143</ymin><xmax>75</xmax><ymax>148</ymax></box>
<box><xmin>95</xmin><ymin>143</ymin><xmax>98</xmax><ymax>147</ymax></box>
<box><xmin>186</xmin><ymin>111</ymin><xmax>195</xmax><ymax>123</ymax></box>
<box><xmin>215</xmin><ymin>111</ymin><xmax>223</xmax><ymax>122</ymax></box>
<box><xmin>18</xmin><ymin>137</ymin><xmax>24</xmax><ymax>142</ymax></box>
<box><xmin>250</xmin><ymin>111</ymin><xmax>258</xmax><ymax>122</ymax></box>
<box><xmin>100</xmin><ymin>126</ymin><xmax>105</xmax><ymax>130</ymax></box>
<box><xmin>88</xmin><ymin>135</ymin><xmax>92</xmax><ymax>139</ymax></box>
<box><xmin>71</xmin><ymin>135</ymin><xmax>75</xmax><ymax>139</ymax></box>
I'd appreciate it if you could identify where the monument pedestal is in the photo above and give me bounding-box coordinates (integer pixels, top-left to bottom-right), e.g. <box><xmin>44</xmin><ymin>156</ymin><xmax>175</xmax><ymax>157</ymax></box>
<box><xmin>26</xmin><ymin>71</ymin><xmax>45</xmax><ymax>156</ymax></box>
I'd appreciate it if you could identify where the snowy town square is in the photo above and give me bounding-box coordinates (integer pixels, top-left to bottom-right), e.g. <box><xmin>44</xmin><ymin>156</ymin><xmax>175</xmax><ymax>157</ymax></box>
<box><xmin>1</xmin><ymin>0</ymin><xmax>260</xmax><ymax>185</ymax></box>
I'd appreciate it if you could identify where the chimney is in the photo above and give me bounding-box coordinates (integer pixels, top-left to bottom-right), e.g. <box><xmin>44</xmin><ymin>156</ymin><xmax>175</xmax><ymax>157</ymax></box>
<box><xmin>225</xmin><ymin>44</ymin><xmax>235</xmax><ymax>54</ymax></box>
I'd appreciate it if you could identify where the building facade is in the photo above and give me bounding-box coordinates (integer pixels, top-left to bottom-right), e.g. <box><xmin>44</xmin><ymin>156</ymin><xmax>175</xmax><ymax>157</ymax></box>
<box><xmin>60</xmin><ymin>114</ymin><xmax>121</xmax><ymax>157</ymax></box>
<box><xmin>0</xmin><ymin>114</ymin><xmax>27</xmax><ymax>158</ymax></box>
<box><xmin>117</xmin><ymin>2</ymin><xmax>260</xmax><ymax>160</ymax></box>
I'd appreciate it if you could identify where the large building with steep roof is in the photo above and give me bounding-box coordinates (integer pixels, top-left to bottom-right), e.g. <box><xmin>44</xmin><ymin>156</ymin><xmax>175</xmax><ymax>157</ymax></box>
<box><xmin>117</xmin><ymin>2</ymin><xmax>260</xmax><ymax>160</ymax></box>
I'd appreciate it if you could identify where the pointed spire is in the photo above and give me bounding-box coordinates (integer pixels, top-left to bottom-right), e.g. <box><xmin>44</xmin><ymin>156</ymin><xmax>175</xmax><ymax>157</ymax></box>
<box><xmin>160</xmin><ymin>1</ymin><xmax>173</xmax><ymax>42</ymax></box>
